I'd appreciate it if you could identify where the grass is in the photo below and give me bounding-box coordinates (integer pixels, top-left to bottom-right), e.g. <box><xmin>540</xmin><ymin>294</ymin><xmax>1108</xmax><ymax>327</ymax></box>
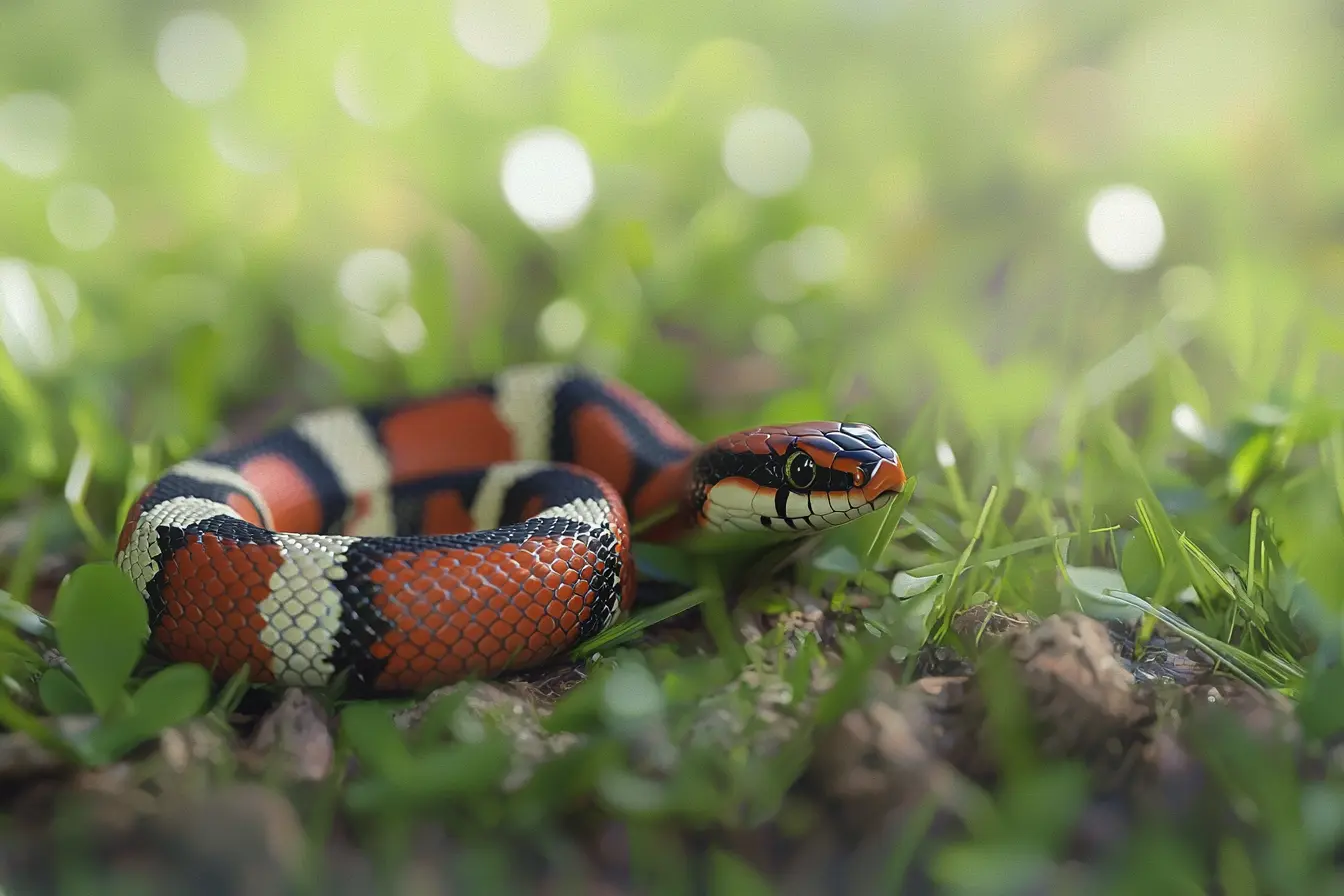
<box><xmin>3</xmin><ymin>0</ymin><xmax>1344</xmax><ymax>891</ymax></box>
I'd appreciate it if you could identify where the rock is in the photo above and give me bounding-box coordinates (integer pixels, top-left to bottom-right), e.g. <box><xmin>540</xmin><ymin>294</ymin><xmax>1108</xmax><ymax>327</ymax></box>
<box><xmin>158</xmin><ymin>719</ymin><xmax>233</xmax><ymax>775</ymax></box>
<box><xmin>970</xmin><ymin>613</ymin><xmax>1157</xmax><ymax>786</ymax></box>
<box><xmin>949</xmin><ymin>603</ymin><xmax>1033</xmax><ymax>645</ymax></box>
<box><xmin>822</xmin><ymin>614</ymin><xmax>1157</xmax><ymax>794</ymax></box>
<box><xmin>807</xmin><ymin>672</ymin><xmax>973</xmax><ymax>832</ymax></box>
<box><xmin>244</xmin><ymin>688</ymin><xmax>334</xmax><ymax>782</ymax></box>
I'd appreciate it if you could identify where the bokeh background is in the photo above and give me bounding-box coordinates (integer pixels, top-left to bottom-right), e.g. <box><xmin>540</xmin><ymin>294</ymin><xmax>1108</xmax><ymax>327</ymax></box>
<box><xmin>0</xmin><ymin>0</ymin><xmax>1335</xmax><ymax>528</ymax></box>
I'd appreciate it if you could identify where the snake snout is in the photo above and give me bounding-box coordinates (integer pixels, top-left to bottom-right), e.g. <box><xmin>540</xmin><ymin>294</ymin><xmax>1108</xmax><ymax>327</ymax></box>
<box><xmin>859</xmin><ymin>456</ymin><xmax>906</xmax><ymax>499</ymax></box>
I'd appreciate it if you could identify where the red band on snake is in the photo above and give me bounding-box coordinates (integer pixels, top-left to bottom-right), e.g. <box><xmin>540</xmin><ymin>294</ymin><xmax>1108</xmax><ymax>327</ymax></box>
<box><xmin>114</xmin><ymin>364</ymin><xmax>906</xmax><ymax>694</ymax></box>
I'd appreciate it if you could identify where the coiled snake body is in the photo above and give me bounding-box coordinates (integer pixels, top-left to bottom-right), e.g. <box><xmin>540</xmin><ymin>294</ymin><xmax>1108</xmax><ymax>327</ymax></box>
<box><xmin>115</xmin><ymin>365</ymin><xmax>906</xmax><ymax>694</ymax></box>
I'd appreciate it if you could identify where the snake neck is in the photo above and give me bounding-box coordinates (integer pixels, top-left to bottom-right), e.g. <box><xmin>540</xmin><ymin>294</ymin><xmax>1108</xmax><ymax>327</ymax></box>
<box><xmin>626</xmin><ymin>454</ymin><xmax>701</xmax><ymax>543</ymax></box>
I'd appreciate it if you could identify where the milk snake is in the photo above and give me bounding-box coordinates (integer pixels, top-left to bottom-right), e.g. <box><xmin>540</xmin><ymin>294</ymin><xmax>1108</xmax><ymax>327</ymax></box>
<box><xmin>114</xmin><ymin>364</ymin><xmax>906</xmax><ymax>695</ymax></box>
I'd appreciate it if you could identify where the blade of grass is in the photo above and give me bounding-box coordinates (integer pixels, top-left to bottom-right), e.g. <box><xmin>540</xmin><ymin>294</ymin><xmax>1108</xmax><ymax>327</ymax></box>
<box><xmin>64</xmin><ymin>444</ymin><xmax>111</xmax><ymax>558</ymax></box>
<box><xmin>116</xmin><ymin>441</ymin><xmax>160</xmax><ymax>532</ymax></box>
<box><xmin>694</xmin><ymin>558</ymin><xmax>747</xmax><ymax>669</ymax></box>
<box><xmin>1092</xmin><ymin>587</ymin><xmax>1303</xmax><ymax>689</ymax></box>
<box><xmin>0</xmin><ymin>589</ymin><xmax>54</xmax><ymax>641</ymax></box>
<box><xmin>3</xmin><ymin>507</ymin><xmax>47</xmax><ymax>605</ymax></box>
<box><xmin>629</xmin><ymin>503</ymin><xmax>679</xmax><ymax>539</ymax></box>
<box><xmin>903</xmin><ymin>527</ymin><xmax>1111</xmax><ymax>578</ymax></box>
<box><xmin>931</xmin><ymin>485</ymin><xmax>998</xmax><ymax>638</ymax></box>
<box><xmin>569</xmin><ymin>585</ymin><xmax>713</xmax><ymax>659</ymax></box>
<box><xmin>862</xmin><ymin>475</ymin><xmax>917</xmax><ymax>570</ymax></box>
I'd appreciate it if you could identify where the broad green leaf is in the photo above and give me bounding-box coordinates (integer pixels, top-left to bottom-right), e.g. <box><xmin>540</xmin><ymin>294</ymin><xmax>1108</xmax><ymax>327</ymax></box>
<box><xmin>892</xmin><ymin>571</ymin><xmax>941</xmax><ymax>599</ymax></box>
<box><xmin>127</xmin><ymin>663</ymin><xmax>211</xmax><ymax>730</ymax></box>
<box><xmin>38</xmin><ymin>669</ymin><xmax>93</xmax><ymax>716</ymax></box>
<box><xmin>1228</xmin><ymin>429</ymin><xmax>1274</xmax><ymax>494</ymax></box>
<box><xmin>49</xmin><ymin>563</ymin><xmax>148</xmax><ymax>717</ymax></box>
<box><xmin>84</xmin><ymin>663</ymin><xmax>212</xmax><ymax>761</ymax></box>
<box><xmin>808</xmin><ymin>544</ymin><xmax>862</xmax><ymax>576</ymax></box>
<box><xmin>1061</xmin><ymin>565</ymin><xmax>1143</xmax><ymax>623</ymax></box>
<box><xmin>864</xmin><ymin>585</ymin><xmax>944</xmax><ymax>661</ymax></box>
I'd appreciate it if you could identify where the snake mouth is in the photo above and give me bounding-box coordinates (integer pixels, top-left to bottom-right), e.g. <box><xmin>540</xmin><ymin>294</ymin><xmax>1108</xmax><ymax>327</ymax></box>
<box><xmin>692</xmin><ymin>420</ymin><xmax>907</xmax><ymax>536</ymax></box>
<box><xmin>699</xmin><ymin>470</ymin><xmax>904</xmax><ymax>534</ymax></box>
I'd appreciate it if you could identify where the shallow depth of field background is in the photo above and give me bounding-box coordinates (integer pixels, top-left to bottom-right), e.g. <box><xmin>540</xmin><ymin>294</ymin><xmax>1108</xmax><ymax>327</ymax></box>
<box><xmin>0</xmin><ymin>0</ymin><xmax>1335</xmax><ymax>514</ymax></box>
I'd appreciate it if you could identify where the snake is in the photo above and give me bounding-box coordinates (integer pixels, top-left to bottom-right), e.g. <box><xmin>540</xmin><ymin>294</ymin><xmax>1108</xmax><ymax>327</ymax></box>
<box><xmin>113</xmin><ymin>364</ymin><xmax>907</xmax><ymax>695</ymax></box>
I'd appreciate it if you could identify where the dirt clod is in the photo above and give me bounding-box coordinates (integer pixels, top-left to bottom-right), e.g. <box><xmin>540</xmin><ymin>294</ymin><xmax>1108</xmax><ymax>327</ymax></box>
<box><xmin>244</xmin><ymin>688</ymin><xmax>335</xmax><ymax>781</ymax></box>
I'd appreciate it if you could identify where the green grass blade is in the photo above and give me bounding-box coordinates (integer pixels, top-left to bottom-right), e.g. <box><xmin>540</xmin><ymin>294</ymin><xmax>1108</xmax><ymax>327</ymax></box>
<box><xmin>569</xmin><ymin>585</ymin><xmax>713</xmax><ymax>659</ymax></box>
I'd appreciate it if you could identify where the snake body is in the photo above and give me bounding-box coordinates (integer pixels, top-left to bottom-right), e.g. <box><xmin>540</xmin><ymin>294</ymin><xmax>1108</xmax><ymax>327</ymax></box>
<box><xmin>114</xmin><ymin>364</ymin><xmax>906</xmax><ymax>694</ymax></box>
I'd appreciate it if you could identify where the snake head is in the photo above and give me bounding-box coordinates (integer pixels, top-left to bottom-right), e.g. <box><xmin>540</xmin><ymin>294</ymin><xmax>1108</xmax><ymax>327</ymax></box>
<box><xmin>691</xmin><ymin>421</ymin><xmax>906</xmax><ymax>537</ymax></box>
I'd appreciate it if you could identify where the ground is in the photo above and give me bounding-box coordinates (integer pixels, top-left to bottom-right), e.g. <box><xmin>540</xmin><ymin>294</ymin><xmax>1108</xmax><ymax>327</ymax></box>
<box><xmin>0</xmin><ymin>564</ymin><xmax>1320</xmax><ymax>894</ymax></box>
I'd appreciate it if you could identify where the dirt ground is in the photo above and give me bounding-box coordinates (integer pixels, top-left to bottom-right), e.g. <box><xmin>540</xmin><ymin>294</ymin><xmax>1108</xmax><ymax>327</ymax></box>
<box><xmin>0</xmin><ymin>584</ymin><xmax>1310</xmax><ymax>896</ymax></box>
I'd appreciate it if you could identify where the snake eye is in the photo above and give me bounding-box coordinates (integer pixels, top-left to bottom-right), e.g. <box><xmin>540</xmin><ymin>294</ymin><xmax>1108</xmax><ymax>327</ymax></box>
<box><xmin>783</xmin><ymin>450</ymin><xmax>817</xmax><ymax>490</ymax></box>
<box><xmin>853</xmin><ymin>468</ymin><xmax>867</xmax><ymax>487</ymax></box>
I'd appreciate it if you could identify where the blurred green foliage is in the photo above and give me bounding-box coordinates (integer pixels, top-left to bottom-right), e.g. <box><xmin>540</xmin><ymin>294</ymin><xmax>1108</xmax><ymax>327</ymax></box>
<box><xmin>0</xmin><ymin>0</ymin><xmax>1339</xmax><ymax>502</ymax></box>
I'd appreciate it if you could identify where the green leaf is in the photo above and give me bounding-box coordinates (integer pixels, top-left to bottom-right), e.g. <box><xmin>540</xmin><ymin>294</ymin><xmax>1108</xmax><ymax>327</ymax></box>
<box><xmin>1119</xmin><ymin>530</ymin><xmax>1164</xmax><ymax>599</ymax></box>
<box><xmin>570</xmin><ymin>585</ymin><xmax>710</xmax><ymax>659</ymax></box>
<box><xmin>1263</xmin><ymin>469</ymin><xmax>1344</xmax><ymax>613</ymax></box>
<box><xmin>127</xmin><ymin>663</ymin><xmax>211</xmax><ymax>730</ymax></box>
<box><xmin>708</xmin><ymin>850</ymin><xmax>773</xmax><ymax>896</ymax></box>
<box><xmin>808</xmin><ymin>544</ymin><xmax>862</xmax><ymax>576</ymax></box>
<box><xmin>864</xmin><ymin>584</ymin><xmax>944</xmax><ymax>661</ymax></box>
<box><xmin>345</xmin><ymin>739</ymin><xmax>514</xmax><ymax>813</ymax></box>
<box><xmin>340</xmin><ymin>702</ymin><xmax>412</xmax><ymax>776</ymax></box>
<box><xmin>83</xmin><ymin>663</ymin><xmax>212</xmax><ymax>761</ymax></box>
<box><xmin>891</xmin><ymin>571</ymin><xmax>941</xmax><ymax>599</ymax></box>
<box><xmin>49</xmin><ymin>563</ymin><xmax>148</xmax><ymax>717</ymax></box>
<box><xmin>1061</xmin><ymin>565</ymin><xmax>1144</xmax><ymax>623</ymax></box>
<box><xmin>1229</xmin><ymin>429</ymin><xmax>1274</xmax><ymax>494</ymax></box>
<box><xmin>38</xmin><ymin>669</ymin><xmax>93</xmax><ymax>716</ymax></box>
<box><xmin>406</xmin><ymin>687</ymin><xmax>474</xmax><ymax>748</ymax></box>
<box><xmin>1298</xmin><ymin>665</ymin><xmax>1344</xmax><ymax>741</ymax></box>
